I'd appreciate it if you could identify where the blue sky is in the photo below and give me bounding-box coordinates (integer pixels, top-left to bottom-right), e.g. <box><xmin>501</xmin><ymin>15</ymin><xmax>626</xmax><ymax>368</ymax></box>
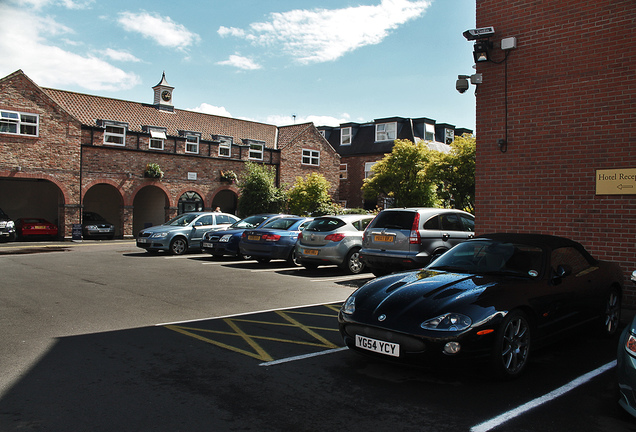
<box><xmin>0</xmin><ymin>0</ymin><xmax>476</xmax><ymax>130</ymax></box>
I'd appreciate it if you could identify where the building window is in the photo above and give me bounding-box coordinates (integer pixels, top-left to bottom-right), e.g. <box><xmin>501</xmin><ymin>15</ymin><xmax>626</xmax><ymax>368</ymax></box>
<box><xmin>149</xmin><ymin>129</ymin><xmax>166</xmax><ymax>150</ymax></box>
<box><xmin>444</xmin><ymin>128</ymin><xmax>455</xmax><ymax>144</ymax></box>
<box><xmin>340</xmin><ymin>163</ymin><xmax>348</xmax><ymax>179</ymax></box>
<box><xmin>302</xmin><ymin>149</ymin><xmax>320</xmax><ymax>166</ymax></box>
<box><xmin>218</xmin><ymin>136</ymin><xmax>232</xmax><ymax>157</ymax></box>
<box><xmin>104</xmin><ymin>123</ymin><xmax>126</xmax><ymax>145</ymax></box>
<box><xmin>425</xmin><ymin>123</ymin><xmax>435</xmax><ymax>141</ymax></box>
<box><xmin>0</xmin><ymin>110</ymin><xmax>39</xmax><ymax>136</ymax></box>
<box><xmin>319</xmin><ymin>130</ymin><xmax>326</xmax><ymax>138</ymax></box>
<box><xmin>375</xmin><ymin>122</ymin><xmax>396</xmax><ymax>141</ymax></box>
<box><xmin>249</xmin><ymin>143</ymin><xmax>264</xmax><ymax>160</ymax></box>
<box><xmin>185</xmin><ymin>134</ymin><xmax>199</xmax><ymax>154</ymax></box>
<box><xmin>365</xmin><ymin>161</ymin><xmax>377</xmax><ymax>179</ymax></box>
<box><xmin>341</xmin><ymin>127</ymin><xmax>351</xmax><ymax>145</ymax></box>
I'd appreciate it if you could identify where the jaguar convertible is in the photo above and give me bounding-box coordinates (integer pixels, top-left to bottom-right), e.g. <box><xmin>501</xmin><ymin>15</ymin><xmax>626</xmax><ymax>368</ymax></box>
<box><xmin>339</xmin><ymin>233</ymin><xmax>624</xmax><ymax>379</ymax></box>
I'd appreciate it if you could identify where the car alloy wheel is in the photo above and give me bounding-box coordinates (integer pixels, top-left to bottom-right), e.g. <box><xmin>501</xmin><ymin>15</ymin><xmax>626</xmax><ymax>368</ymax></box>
<box><xmin>170</xmin><ymin>237</ymin><xmax>187</xmax><ymax>255</ymax></box>
<box><xmin>492</xmin><ymin>310</ymin><xmax>531</xmax><ymax>379</ymax></box>
<box><xmin>341</xmin><ymin>248</ymin><xmax>363</xmax><ymax>274</ymax></box>
<box><xmin>603</xmin><ymin>288</ymin><xmax>621</xmax><ymax>337</ymax></box>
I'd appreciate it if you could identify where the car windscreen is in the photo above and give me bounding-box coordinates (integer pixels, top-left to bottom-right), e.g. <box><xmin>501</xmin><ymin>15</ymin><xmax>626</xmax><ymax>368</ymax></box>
<box><xmin>262</xmin><ymin>218</ymin><xmax>298</xmax><ymax>230</ymax></box>
<box><xmin>371</xmin><ymin>211</ymin><xmax>415</xmax><ymax>230</ymax></box>
<box><xmin>428</xmin><ymin>240</ymin><xmax>544</xmax><ymax>277</ymax></box>
<box><xmin>166</xmin><ymin>214</ymin><xmax>198</xmax><ymax>226</ymax></box>
<box><xmin>303</xmin><ymin>218</ymin><xmax>345</xmax><ymax>232</ymax></box>
<box><xmin>83</xmin><ymin>212</ymin><xmax>105</xmax><ymax>222</ymax></box>
<box><xmin>230</xmin><ymin>215</ymin><xmax>270</xmax><ymax>229</ymax></box>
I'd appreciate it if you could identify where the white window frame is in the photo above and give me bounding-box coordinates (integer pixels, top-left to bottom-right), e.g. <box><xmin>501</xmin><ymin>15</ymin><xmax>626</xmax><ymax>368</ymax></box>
<box><xmin>218</xmin><ymin>136</ymin><xmax>233</xmax><ymax>157</ymax></box>
<box><xmin>249</xmin><ymin>143</ymin><xmax>264</xmax><ymax>160</ymax></box>
<box><xmin>149</xmin><ymin>129</ymin><xmax>166</xmax><ymax>150</ymax></box>
<box><xmin>341</xmin><ymin>127</ymin><xmax>351</xmax><ymax>145</ymax></box>
<box><xmin>375</xmin><ymin>122</ymin><xmax>397</xmax><ymax>142</ymax></box>
<box><xmin>104</xmin><ymin>122</ymin><xmax>126</xmax><ymax>146</ymax></box>
<box><xmin>424</xmin><ymin>123</ymin><xmax>435</xmax><ymax>141</ymax></box>
<box><xmin>302</xmin><ymin>149</ymin><xmax>320</xmax><ymax>166</ymax></box>
<box><xmin>365</xmin><ymin>161</ymin><xmax>377</xmax><ymax>179</ymax></box>
<box><xmin>339</xmin><ymin>163</ymin><xmax>348</xmax><ymax>180</ymax></box>
<box><xmin>0</xmin><ymin>110</ymin><xmax>39</xmax><ymax>136</ymax></box>
<box><xmin>444</xmin><ymin>128</ymin><xmax>455</xmax><ymax>144</ymax></box>
<box><xmin>185</xmin><ymin>134</ymin><xmax>199</xmax><ymax>154</ymax></box>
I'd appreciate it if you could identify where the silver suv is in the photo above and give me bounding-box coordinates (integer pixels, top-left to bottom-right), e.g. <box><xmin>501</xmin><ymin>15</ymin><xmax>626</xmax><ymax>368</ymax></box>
<box><xmin>360</xmin><ymin>208</ymin><xmax>475</xmax><ymax>276</ymax></box>
<box><xmin>296</xmin><ymin>214</ymin><xmax>374</xmax><ymax>274</ymax></box>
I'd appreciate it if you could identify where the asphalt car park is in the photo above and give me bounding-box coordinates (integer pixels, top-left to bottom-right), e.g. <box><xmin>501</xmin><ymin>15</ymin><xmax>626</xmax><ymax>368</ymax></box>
<box><xmin>0</xmin><ymin>241</ymin><xmax>634</xmax><ymax>431</ymax></box>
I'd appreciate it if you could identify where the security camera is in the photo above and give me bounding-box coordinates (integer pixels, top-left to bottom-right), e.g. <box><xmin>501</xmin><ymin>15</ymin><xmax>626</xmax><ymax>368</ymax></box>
<box><xmin>456</xmin><ymin>75</ymin><xmax>470</xmax><ymax>94</ymax></box>
<box><xmin>463</xmin><ymin>26</ymin><xmax>495</xmax><ymax>41</ymax></box>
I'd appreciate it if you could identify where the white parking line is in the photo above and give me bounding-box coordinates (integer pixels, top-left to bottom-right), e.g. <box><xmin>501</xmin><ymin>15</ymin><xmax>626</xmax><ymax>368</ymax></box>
<box><xmin>201</xmin><ymin>260</ymin><xmax>246</xmax><ymax>265</ymax></box>
<box><xmin>250</xmin><ymin>266</ymin><xmax>299</xmax><ymax>272</ymax></box>
<box><xmin>259</xmin><ymin>347</ymin><xmax>348</xmax><ymax>366</ymax></box>
<box><xmin>164</xmin><ymin>254</ymin><xmax>208</xmax><ymax>259</ymax></box>
<box><xmin>470</xmin><ymin>360</ymin><xmax>617</xmax><ymax>432</ymax></box>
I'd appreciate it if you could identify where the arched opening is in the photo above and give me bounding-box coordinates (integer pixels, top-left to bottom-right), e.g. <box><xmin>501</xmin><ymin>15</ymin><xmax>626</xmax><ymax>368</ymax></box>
<box><xmin>178</xmin><ymin>191</ymin><xmax>203</xmax><ymax>214</ymax></box>
<box><xmin>83</xmin><ymin>184</ymin><xmax>123</xmax><ymax>238</ymax></box>
<box><xmin>133</xmin><ymin>185</ymin><xmax>169</xmax><ymax>235</ymax></box>
<box><xmin>211</xmin><ymin>189</ymin><xmax>238</xmax><ymax>215</ymax></box>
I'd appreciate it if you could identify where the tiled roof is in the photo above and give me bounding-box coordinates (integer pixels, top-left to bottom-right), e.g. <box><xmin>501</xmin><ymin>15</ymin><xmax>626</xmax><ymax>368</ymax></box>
<box><xmin>42</xmin><ymin>88</ymin><xmax>278</xmax><ymax>147</ymax></box>
<box><xmin>277</xmin><ymin>123</ymin><xmax>314</xmax><ymax>149</ymax></box>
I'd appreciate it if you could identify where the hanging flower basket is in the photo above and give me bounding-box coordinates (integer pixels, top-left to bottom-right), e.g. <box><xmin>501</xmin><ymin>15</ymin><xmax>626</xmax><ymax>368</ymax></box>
<box><xmin>144</xmin><ymin>162</ymin><xmax>164</xmax><ymax>179</ymax></box>
<box><xmin>220</xmin><ymin>170</ymin><xmax>237</xmax><ymax>183</ymax></box>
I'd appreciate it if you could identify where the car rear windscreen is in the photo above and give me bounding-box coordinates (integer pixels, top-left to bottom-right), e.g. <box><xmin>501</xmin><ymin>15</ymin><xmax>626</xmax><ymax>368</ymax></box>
<box><xmin>371</xmin><ymin>211</ymin><xmax>415</xmax><ymax>230</ymax></box>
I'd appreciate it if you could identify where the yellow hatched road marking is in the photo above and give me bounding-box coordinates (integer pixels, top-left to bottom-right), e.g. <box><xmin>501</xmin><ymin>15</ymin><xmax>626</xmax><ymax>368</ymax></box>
<box><xmin>164</xmin><ymin>305</ymin><xmax>341</xmax><ymax>362</ymax></box>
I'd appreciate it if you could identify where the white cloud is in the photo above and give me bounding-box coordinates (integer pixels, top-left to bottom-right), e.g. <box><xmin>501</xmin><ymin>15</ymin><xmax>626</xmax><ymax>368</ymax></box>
<box><xmin>216</xmin><ymin>54</ymin><xmax>261</xmax><ymax>71</ymax></box>
<box><xmin>218</xmin><ymin>0</ymin><xmax>431</xmax><ymax>64</ymax></box>
<box><xmin>117</xmin><ymin>11</ymin><xmax>200</xmax><ymax>51</ymax></box>
<box><xmin>101</xmin><ymin>48</ymin><xmax>141</xmax><ymax>63</ymax></box>
<box><xmin>190</xmin><ymin>103</ymin><xmax>233</xmax><ymax>118</ymax></box>
<box><xmin>0</xmin><ymin>5</ymin><xmax>140</xmax><ymax>91</ymax></box>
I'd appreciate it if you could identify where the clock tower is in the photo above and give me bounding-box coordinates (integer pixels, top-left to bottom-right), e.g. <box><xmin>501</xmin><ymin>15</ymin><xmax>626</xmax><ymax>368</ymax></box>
<box><xmin>152</xmin><ymin>72</ymin><xmax>174</xmax><ymax>111</ymax></box>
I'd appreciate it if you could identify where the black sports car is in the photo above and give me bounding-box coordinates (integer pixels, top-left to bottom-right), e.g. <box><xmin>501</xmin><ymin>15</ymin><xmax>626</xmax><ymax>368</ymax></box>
<box><xmin>339</xmin><ymin>233</ymin><xmax>624</xmax><ymax>378</ymax></box>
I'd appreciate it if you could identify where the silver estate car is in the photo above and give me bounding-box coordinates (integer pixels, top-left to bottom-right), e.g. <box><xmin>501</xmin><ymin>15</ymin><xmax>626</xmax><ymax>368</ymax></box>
<box><xmin>137</xmin><ymin>212</ymin><xmax>239</xmax><ymax>255</ymax></box>
<box><xmin>295</xmin><ymin>214</ymin><xmax>374</xmax><ymax>274</ymax></box>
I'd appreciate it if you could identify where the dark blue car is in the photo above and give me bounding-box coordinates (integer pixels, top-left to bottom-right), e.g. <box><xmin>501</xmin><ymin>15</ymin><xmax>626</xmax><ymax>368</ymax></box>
<box><xmin>239</xmin><ymin>216</ymin><xmax>313</xmax><ymax>265</ymax></box>
<box><xmin>201</xmin><ymin>214</ymin><xmax>294</xmax><ymax>259</ymax></box>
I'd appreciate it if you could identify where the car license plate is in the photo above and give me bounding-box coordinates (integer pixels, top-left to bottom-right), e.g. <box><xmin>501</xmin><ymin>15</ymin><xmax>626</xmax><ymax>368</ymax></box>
<box><xmin>374</xmin><ymin>235</ymin><xmax>394</xmax><ymax>242</ymax></box>
<box><xmin>355</xmin><ymin>335</ymin><xmax>399</xmax><ymax>357</ymax></box>
<box><xmin>138</xmin><ymin>238</ymin><xmax>149</xmax><ymax>244</ymax></box>
<box><xmin>304</xmin><ymin>249</ymin><xmax>319</xmax><ymax>256</ymax></box>
<box><xmin>35</xmin><ymin>225</ymin><xmax>47</xmax><ymax>229</ymax></box>
<box><xmin>202</xmin><ymin>241</ymin><xmax>212</xmax><ymax>248</ymax></box>
<box><xmin>248</xmin><ymin>235</ymin><xmax>260</xmax><ymax>241</ymax></box>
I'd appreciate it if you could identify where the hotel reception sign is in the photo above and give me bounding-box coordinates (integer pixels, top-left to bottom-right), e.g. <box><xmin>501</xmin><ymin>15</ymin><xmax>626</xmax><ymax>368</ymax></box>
<box><xmin>596</xmin><ymin>168</ymin><xmax>636</xmax><ymax>195</ymax></box>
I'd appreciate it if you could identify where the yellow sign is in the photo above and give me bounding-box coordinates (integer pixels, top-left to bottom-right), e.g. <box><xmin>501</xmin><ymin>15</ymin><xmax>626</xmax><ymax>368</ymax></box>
<box><xmin>596</xmin><ymin>168</ymin><xmax>636</xmax><ymax>195</ymax></box>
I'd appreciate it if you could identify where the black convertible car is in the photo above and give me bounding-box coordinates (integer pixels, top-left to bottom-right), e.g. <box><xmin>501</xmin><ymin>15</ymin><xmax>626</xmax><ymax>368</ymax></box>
<box><xmin>339</xmin><ymin>233</ymin><xmax>624</xmax><ymax>378</ymax></box>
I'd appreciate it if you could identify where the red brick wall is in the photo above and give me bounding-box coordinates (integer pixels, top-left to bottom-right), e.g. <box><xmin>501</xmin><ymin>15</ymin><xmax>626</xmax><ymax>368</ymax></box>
<box><xmin>280</xmin><ymin>127</ymin><xmax>341</xmax><ymax>200</ymax></box>
<box><xmin>475</xmin><ymin>0</ymin><xmax>636</xmax><ymax>303</ymax></box>
<box><xmin>339</xmin><ymin>154</ymin><xmax>385</xmax><ymax>209</ymax></box>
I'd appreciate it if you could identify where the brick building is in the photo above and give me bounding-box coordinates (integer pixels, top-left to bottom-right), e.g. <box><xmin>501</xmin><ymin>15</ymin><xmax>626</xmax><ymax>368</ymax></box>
<box><xmin>0</xmin><ymin>70</ymin><xmax>339</xmax><ymax>239</ymax></box>
<box><xmin>319</xmin><ymin>117</ymin><xmax>472</xmax><ymax>209</ymax></box>
<box><xmin>473</xmin><ymin>1</ymin><xmax>635</xmax><ymax>302</ymax></box>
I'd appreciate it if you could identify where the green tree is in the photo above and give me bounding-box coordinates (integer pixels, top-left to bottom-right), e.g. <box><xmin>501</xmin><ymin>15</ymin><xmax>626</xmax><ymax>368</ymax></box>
<box><xmin>287</xmin><ymin>172</ymin><xmax>340</xmax><ymax>216</ymax></box>
<box><xmin>428</xmin><ymin>134</ymin><xmax>476</xmax><ymax>213</ymax></box>
<box><xmin>237</xmin><ymin>162</ymin><xmax>287</xmax><ymax>217</ymax></box>
<box><xmin>361</xmin><ymin>139</ymin><xmax>437</xmax><ymax>208</ymax></box>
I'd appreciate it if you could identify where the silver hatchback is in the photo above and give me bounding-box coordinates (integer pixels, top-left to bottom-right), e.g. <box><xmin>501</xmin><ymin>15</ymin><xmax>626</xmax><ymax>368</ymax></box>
<box><xmin>295</xmin><ymin>214</ymin><xmax>374</xmax><ymax>274</ymax></box>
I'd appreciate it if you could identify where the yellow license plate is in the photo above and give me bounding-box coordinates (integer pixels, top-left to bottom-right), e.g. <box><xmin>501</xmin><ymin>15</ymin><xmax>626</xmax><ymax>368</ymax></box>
<box><xmin>374</xmin><ymin>235</ymin><xmax>394</xmax><ymax>242</ymax></box>
<box><xmin>304</xmin><ymin>249</ymin><xmax>319</xmax><ymax>256</ymax></box>
<box><xmin>248</xmin><ymin>235</ymin><xmax>261</xmax><ymax>241</ymax></box>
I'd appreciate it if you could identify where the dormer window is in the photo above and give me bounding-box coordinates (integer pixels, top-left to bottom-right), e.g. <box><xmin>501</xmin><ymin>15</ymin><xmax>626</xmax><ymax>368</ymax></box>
<box><xmin>149</xmin><ymin>128</ymin><xmax>166</xmax><ymax>150</ymax></box>
<box><xmin>341</xmin><ymin>127</ymin><xmax>352</xmax><ymax>145</ymax></box>
<box><xmin>375</xmin><ymin>122</ymin><xmax>396</xmax><ymax>141</ymax></box>
<box><xmin>249</xmin><ymin>142</ymin><xmax>264</xmax><ymax>160</ymax></box>
<box><xmin>217</xmin><ymin>135</ymin><xmax>233</xmax><ymax>157</ymax></box>
<box><xmin>445</xmin><ymin>128</ymin><xmax>455</xmax><ymax>144</ymax></box>
<box><xmin>424</xmin><ymin>123</ymin><xmax>435</xmax><ymax>141</ymax></box>
<box><xmin>102</xmin><ymin>121</ymin><xmax>127</xmax><ymax>146</ymax></box>
<box><xmin>0</xmin><ymin>110</ymin><xmax>39</xmax><ymax>136</ymax></box>
<box><xmin>185</xmin><ymin>134</ymin><xmax>199</xmax><ymax>154</ymax></box>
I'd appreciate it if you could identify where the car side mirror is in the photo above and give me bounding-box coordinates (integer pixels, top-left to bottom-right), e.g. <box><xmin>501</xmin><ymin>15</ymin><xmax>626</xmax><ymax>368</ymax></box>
<box><xmin>555</xmin><ymin>264</ymin><xmax>572</xmax><ymax>279</ymax></box>
<box><xmin>631</xmin><ymin>270</ymin><xmax>636</xmax><ymax>285</ymax></box>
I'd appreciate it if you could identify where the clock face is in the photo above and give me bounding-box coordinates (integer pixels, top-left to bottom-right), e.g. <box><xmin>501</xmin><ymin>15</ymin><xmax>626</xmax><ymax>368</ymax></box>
<box><xmin>161</xmin><ymin>90</ymin><xmax>171</xmax><ymax>102</ymax></box>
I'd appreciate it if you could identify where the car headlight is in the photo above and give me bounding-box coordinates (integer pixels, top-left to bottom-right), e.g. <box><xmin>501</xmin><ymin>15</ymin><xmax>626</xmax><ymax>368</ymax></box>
<box><xmin>342</xmin><ymin>296</ymin><xmax>356</xmax><ymax>315</ymax></box>
<box><xmin>220</xmin><ymin>234</ymin><xmax>232</xmax><ymax>242</ymax></box>
<box><xmin>421</xmin><ymin>313</ymin><xmax>472</xmax><ymax>331</ymax></box>
<box><xmin>85</xmin><ymin>225</ymin><xmax>97</xmax><ymax>230</ymax></box>
<box><xmin>151</xmin><ymin>232</ymin><xmax>168</xmax><ymax>239</ymax></box>
<box><xmin>626</xmin><ymin>333</ymin><xmax>636</xmax><ymax>357</ymax></box>
<box><xmin>6</xmin><ymin>221</ymin><xmax>14</xmax><ymax>228</ymax></box>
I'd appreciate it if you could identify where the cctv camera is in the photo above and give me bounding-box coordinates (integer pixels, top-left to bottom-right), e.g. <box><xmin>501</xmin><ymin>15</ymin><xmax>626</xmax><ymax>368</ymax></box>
<box><xmin>456</xmin><ymin>76</ymin><xmax>469</xmax><ymax>94</ymax></box>
<box><xmin>463</xmin><ymin>26</ymin><xmax>495</xmax><ymax>41</ymax></box>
